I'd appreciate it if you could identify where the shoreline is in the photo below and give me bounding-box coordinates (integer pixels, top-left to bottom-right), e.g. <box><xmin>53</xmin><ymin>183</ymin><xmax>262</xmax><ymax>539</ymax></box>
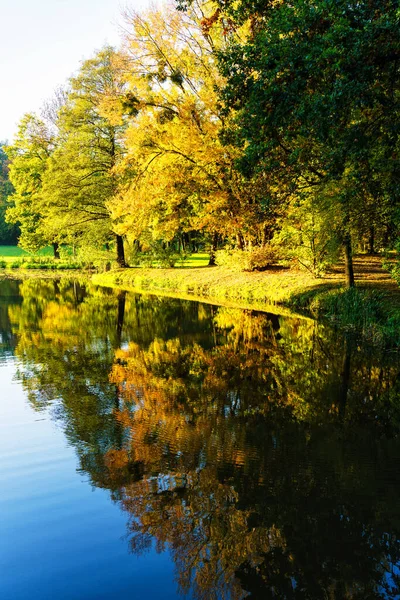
<box><xmin>91</xmin><ymin>264</ymin><xmax>325</xmax><ymax>312</ymax></box>
<box><xmin>91</xmin><ymin>256</ymin><xmax>400</xmax><ymax>345</ymax></box>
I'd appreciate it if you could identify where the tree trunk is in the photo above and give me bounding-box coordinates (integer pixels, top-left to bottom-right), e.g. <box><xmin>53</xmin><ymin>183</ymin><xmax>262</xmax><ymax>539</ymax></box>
<box><xmin>116</xmin><ymin>291</ymin><xmax>126</xmax><ymax>348</ymax></box>
<box><xmin>368</xmin><ymin>226</ymin><xmax>375</xmax><ymax>255</ymax></box>
<box><xmin>261</xmin><ymin>225</ymin><xmax>270</xmax><ymax>247</ymax></box>
<box><xmin>343</xmin><ymin>233</ymin><xmax>355</xmax><ymax>288</ymax></box>
<box><xmin>116</xmin><ymin>234</ymin><xmax>126</xmax><ymax>268</ymax></box>
<box><xmin>236</xmin><ymin>233</ymin><xmax>244</xmax><ymax>250</ymax></box>
<box><xmin>52</xmin><ymin>242</ymin><xmax>60</xmax><ymax>259</ymax></box>
<box><xmin>383</xmin><ymin>224</ymin><xmax>390</xmax><ymax>248</ymax></box>
<box><xmin>208</xmin><ymin>232</ymin><xmax>219</xmax><ymax>266</ymax></box>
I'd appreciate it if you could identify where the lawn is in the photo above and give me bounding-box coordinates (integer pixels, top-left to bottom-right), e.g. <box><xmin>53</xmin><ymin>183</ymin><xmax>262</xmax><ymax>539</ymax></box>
<box><xmin>179</xmin><ymin>253</ymin><xmax>210</xmax><ymax>267</ymax></box>
<box><xmin>0</xmin><ymin>245</ymin><xmax>54</xmax><ymax>260</ymax></box>
<box><xmin>0</xmin><ymin>245</ymin><xmax>81</xmax><ymax>271</ymax></box>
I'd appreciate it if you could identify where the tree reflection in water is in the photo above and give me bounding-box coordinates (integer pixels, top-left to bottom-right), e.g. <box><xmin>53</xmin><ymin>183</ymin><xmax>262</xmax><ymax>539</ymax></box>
<box><xmin>9</xmin><ymin>279</ymin><xmax>400</xmax><ymax>599</ymax></box>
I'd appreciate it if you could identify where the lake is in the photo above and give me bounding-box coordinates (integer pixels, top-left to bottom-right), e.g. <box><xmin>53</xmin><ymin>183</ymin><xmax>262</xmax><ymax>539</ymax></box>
<box><xmin>0</xmin><ymin>278</ymin><xmax>399</xmax><ymax>599</ymax></box>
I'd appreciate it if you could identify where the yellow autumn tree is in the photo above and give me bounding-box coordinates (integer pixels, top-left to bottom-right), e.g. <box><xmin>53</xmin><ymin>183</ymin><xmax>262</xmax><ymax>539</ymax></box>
<box><xmin>108</xmin><ymin>1</ymin><xmax>270</xmax><ymax>258</ymax></box>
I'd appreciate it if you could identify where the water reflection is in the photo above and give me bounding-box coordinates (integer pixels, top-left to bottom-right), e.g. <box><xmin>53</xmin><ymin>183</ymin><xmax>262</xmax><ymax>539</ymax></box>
<box><xmin>7</xmin><ymin>278</ymin><xmax>400</xmax><ymax>599</ymax></box>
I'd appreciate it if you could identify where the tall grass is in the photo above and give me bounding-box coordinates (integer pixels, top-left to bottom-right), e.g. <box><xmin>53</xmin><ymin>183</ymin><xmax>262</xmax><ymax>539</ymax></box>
<box><xmin>308</xmin><ymin>287</ymin><xmax>400</xmax><ymax>346</ymax></box>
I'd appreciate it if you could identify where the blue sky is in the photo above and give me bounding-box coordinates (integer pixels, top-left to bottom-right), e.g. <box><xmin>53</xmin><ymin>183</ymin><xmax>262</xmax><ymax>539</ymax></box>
<box><xmin>0</xmin><ymin>0</ymin><xmax>152</xmax><ymax>142</ymax></box>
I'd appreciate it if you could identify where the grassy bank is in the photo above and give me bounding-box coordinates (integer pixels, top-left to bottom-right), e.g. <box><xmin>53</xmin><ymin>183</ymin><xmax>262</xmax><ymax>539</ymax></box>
<box><xmin>92</xmin><ymin>255</ymin><xmax>400</xmax><ymax>344</ymax></box>
<box><xmin>92</xmin><ymin>264</ymin><xmax>321</xmax><ymax>308</ymax></box>
<box><xmin>0</xmin><ymin>245</ymin><xmax>85</xmax><ymax>271</ymax></box>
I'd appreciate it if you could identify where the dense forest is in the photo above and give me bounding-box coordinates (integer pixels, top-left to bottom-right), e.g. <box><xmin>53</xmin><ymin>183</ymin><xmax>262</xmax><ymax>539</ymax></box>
<box><xmin>2</xmin><ymin>0</ymin><xmax>399</xmax><ymax>285</ymax></box>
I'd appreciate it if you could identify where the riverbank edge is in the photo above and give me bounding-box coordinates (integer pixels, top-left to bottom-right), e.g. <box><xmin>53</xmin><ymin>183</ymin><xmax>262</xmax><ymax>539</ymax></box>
<box><xmin>91</xmin><ymin>266</ymin><xmax>315</xmax><ymax>312</ymax></box>
<box><xmin>91</xmin><ymin>263</ymin><xmax>400</xmax><ymax>345</ymax></box>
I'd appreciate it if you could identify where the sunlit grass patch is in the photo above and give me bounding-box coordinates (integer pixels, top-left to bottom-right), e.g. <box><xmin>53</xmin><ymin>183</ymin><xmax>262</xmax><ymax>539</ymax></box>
<box><xmin>0</xmin><ymin>245</ymin><xmax>54</xmax><ymax>261</ymax></box>
<box><xmin>180</xmin><ymin>253</ymin><xmax>210</xmax><ymax>267</ymax></box>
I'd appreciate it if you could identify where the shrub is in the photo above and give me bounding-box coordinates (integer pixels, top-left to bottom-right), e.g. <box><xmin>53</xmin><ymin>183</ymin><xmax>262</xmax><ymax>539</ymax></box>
<box><xmin>272</xmin><ymin>192</ymin><xmax>341</xmax><ymax>277</ymax></box>
<box><xmin>76</xmin><ymin>245</ymin><xmax>113</xmax><ymax>270</ymax></box>
<box><xmin>215</xmin><ymin>246</ymin><xmax>279</xmax><ymax>272</ymax></box>
<box><xmin>384</xmin><ymin>241</ymin><xmax>400</xmax><ymax>286</ymax></box>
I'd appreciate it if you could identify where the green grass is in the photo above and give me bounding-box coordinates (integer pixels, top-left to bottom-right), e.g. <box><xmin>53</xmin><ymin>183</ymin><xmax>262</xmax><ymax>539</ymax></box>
<box><xmin>92</xmin><ymin>263</ymin><xmax>323</xmax><ymax>314</ymax></box>
<box><xmin>296</xmin><ymin>286</ymin><xmax>400</xmax><ymax>346</ymax></box>
<box><xmin>180</xmin><ymin>253</ymin><xmax>210</xmax><ymax>267</ymax></box>
<box><xmin>0</xmin><ymin>245</ymin><xmax>54</xmax><ymax>259</ymax></box>
<box><xmin>0</xmin><ymin>245</ymin><xmax>82</xmax><ymax>271</ymax></box>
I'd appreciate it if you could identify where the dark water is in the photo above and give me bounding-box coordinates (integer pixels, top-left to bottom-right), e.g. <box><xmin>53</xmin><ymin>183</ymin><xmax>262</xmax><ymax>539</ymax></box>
<box><xmin>1</xmin><ymin>278</ymin><xmax>400</xmax><ymax>600</ymax></box>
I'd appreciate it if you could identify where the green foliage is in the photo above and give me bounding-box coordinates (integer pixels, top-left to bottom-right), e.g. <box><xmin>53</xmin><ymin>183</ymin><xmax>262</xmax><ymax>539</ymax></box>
<box><xmin>217</xmin><ymin>0</ymin><xmax>400</xmax><ymax>272</ymax></box>
<box><xmin>305</xmin><ymin>287</ymin><xmax>400</xmax><ymax>346</ymax></box>
<box><xmin>5</xmin><ymin>114</ymin><xmax>57</xmax><ymax>252</ymax></box>
<box><xmin>40</xmin><ymin>46</ymin><xmax>127</xmax><ymax>260</ymax></box>
<box><xmin>5</xmin><ymin>1</ymin><xmax>400</xmax><ymax>281</ymax></box>
<box><xmin>385</xmin><ymin>242</ymin><xmax>400</xmax><ymax>286</ymax></box>
<box><xmin>273</xmin><ymin>193</ymin><xmax>341</xmax><ymax>276</ymax></box>
<box><xmin>0</xmin><ymin>256</ymin><xmax>83</xmax><ymax>270</ymax></box>
<box><xmin>215</xmin><ymin>245</ymin><xmax>279</xmax><ymax>272</ymax></box>
<box><xmin>75</xmin><ymin>245</ymin><xmax>114</xmax><ymax>271</ymax></box>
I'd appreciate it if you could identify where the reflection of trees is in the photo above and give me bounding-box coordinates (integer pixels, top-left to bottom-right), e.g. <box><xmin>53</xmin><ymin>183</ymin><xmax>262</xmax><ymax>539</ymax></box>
<box><xmin>9</xmin><ymin>279</ymin><xmax>128</xmax><ymax>492</ymax></box>
<box><xmin>8</xmin><ymin>282</ymin><xmax>400</xmax><ymax>599</ymax></box>
<box><xmin>8</xmin><ymin>282</ymin><xmax>218</xmax><ymax>491</ymax></box>
<box><xmin>110</xmin><ymin>308</ymin><xmax>400</xmax><ymax>599</ymax></box>
<box><xmin>0</xmin><ymin>278</ymin><xmax>21</xmax><ymax>357</ymax></box>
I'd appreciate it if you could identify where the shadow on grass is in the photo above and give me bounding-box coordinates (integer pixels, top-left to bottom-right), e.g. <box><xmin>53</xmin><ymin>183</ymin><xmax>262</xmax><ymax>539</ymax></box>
<box><xmin>286</xmin><ymin>282</ymin><xmax>344</xmax><ymax>311</ymax></box>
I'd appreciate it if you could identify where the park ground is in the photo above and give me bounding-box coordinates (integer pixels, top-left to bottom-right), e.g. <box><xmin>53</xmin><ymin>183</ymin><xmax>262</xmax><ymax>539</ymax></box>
<box><xmin>92</xmin><ymin>254</ymin><xmax>399</xmax><ymax>308</ymax></box>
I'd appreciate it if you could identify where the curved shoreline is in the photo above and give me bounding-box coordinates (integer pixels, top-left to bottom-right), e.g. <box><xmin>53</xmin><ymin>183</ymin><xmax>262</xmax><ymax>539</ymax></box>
<box><xmin>91</xmin><ymin>259</ymin><xmax>400</xmax><ymax>345</ymax></box>
<box><xmin>91</xmin><ymin>265</ymin><xmax>323</xmax><ymax>313</ymax></box>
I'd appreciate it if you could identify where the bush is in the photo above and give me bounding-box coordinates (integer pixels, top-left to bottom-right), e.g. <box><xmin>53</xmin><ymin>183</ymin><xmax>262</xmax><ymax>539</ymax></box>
<box><xmin>215</xmin><ymin>246</ymin><xmax>279</xmax><ymax>272</ymax></box>
<box><xmin>272</xmin><ymin>193</ymin><xmax>341</xmax><ymax>276</ymax></box>
<box><xmin>384</xmin><ymin>241</ymin><xmax>400</xmax><ymax>286</ymax></box>
<box><xmin>9</xmin><ymin>260</ymin><xmax>22</xmax><ymax>269</ymax></box>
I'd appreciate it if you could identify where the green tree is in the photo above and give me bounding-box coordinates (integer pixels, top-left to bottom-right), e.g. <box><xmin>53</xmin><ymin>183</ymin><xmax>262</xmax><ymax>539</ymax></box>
<box><xmin>41</xmin><ymin>46</ymin><xmax>129</xmax><ymax>266</ymax></box>
<box><xmin>191</xmin><ymin>0</ymin><xmax>400</xmax><ymax>286</ymax></box>
<box><xmin>0</xmin><ymin>143</ymin><xmax>19</xmax><ymax>244</ymax></box>
<box><xmin>5</xmin><ymin>115</ymin><xmax>60</xmax><ymax>255</ymax></box>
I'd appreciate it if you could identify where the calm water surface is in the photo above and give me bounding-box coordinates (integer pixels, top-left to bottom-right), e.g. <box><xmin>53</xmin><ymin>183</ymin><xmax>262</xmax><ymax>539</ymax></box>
<box><xmin>0</xmin><ymin>278</ymin><xmax>399</xmax><ymax>599</ymax></box>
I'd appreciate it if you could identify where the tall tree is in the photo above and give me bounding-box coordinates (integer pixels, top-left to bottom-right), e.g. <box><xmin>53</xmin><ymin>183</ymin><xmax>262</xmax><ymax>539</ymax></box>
<box><xmin>41</xmin><ymin>46</ymin><xmax>129</xmax><ymax>266</ymax></box>
<box><xmin>5</xmin><ymin>115</ymin><xmax>59</xmax><ymax>255</ymax></box>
